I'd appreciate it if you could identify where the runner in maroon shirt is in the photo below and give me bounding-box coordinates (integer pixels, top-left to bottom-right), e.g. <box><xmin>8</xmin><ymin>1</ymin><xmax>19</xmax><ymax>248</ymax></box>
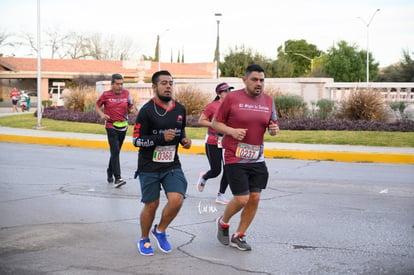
<box><xmin>197</xmin><ymin>82</ymin><xmax>234</xmax><ymax>204</ymax></box>
<box><xmin>9</xmin><ymin>87</ymin><xmax>19</xmax><ymax>112</ymax></box>
<box><xmin>212</xmin><ymin>64</ymin><xmax>280</xmax><ymax>251</ymax></box>
<box><xmin>95</xmin><ymin>73</ymin><xmax>136</xmax><ymax>188</ymax></box>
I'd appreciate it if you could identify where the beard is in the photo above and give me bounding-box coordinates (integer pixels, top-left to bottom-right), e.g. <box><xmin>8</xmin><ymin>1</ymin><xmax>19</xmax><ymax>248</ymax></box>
<box><xmin>157</xmin><ymin>91</ymin><xmax>172</xmax><ymax>102</ymax></box>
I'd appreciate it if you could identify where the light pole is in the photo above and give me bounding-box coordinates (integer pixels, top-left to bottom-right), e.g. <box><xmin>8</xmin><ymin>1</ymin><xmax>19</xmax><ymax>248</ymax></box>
<box><xmin>214</xmin><ymin>13</ymin><xmax>222</xmax><ymax>78</ymax></box>
<box><xmin>291</xmin><ymin>52</ymin><xmax>314</xmax><ymax>74</ymax></box>
<box><xmin>36</xmin><ymin>0</ymin><xmax>43</xmax><ymax>128</ymax></box>
<box><xmin>358</xmin><ymin>8</ymin><xmax>380</xmax><ymax>83</ymax></box>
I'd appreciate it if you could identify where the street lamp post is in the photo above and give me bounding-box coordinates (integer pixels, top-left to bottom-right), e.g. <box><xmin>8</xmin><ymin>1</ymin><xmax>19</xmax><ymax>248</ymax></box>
<box><xmin>214</xmin><ymin>13</ymin><xmax>222</xmax><ymax>79</ymax></box>
<box><xmin>291</xmin><ymin>52</ymin><xmax>314</xmax><ymax>74</ymax></box>
<box><xmin>36</xmin><ymin>0</ymin><xmax>43</xmax><ymax>128</ymax></box>
<box><xmin>358</xmin><ymin>8</ymin><xmax>380</xmax><ymax>83</ymax></box>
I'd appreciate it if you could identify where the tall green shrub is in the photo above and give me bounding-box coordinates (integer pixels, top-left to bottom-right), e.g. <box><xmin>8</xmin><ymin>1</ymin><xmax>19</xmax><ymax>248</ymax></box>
<box><xmin>389</xmin><ymin>101</ymin><xmax>406</xmax><ymax>114</ymax></box>
<box><xmin>274</xmin><ymin>95</ymin><xmax>307</xmax><ymax>119</ymax></box>
<box><xmin>316</xmin><ymin>98</ymin><xmax>335</xmax><ymax>120</ymax></box>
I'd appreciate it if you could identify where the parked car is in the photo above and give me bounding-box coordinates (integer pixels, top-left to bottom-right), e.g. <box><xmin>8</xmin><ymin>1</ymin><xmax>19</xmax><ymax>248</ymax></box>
<box><xmin>49</xmin><ymin>87</ymin><xmax>70</xmax><ymax>106</ymax></box>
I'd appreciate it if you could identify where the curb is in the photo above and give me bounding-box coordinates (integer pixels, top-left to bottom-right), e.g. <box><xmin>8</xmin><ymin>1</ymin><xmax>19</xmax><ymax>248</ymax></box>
<box><xmin>1</xmin><ymin>134</ymin><xmax>413</xmax><ymax>164</ymax></box>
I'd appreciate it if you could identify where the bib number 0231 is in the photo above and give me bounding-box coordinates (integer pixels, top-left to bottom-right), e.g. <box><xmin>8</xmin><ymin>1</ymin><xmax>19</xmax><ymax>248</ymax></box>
<box><xmin>235</xmin><ymin>143</ymin><xmax>260</xmax><ymax>160</ymax></box>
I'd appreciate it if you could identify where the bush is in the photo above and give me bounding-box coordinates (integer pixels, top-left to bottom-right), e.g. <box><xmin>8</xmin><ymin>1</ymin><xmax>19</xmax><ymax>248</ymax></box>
<box><xmin>40</xmin><ymin>106</ymin><xmax>101</xmax><ymax>123</ymax></box>
<box><xmin>275</xmin><ymin>95</ymin><xmax>307</xmax><ymax>119</ymax></box>
<box><xmin>279</xmin><ymin>118</ymin><xmax>414</xmax><ymax>132</ymax></box>
<box><xmin>42</xmin><ymin>100</ymin><xmax>53</xmax><ymax>107</ymax></box>
<box><xmin>39</xmin><ymin>106</ymin><xmax>137</xmax><ymax>125</ymax></box>
<box><xmin>336</xmin><ymin>89</ymin><xmax>387</xmax><ymax>122</ymax></box>
<box><xmin>37</xmin><ymin>107</ymin><xmax>414</xmax><ymax>132</ymax></box>
<box><xmin>64</xmin><ymin>86</ymin><xmax>98</xmax><ymax>112</ymax></box>
<box><xmin>174</xmin><ymin>85</ymin><xmax>210</xmax><ymax>116</ymax></box>
<box><xmin>389</xmin><ymin>101</ymin><xmax>406</xmax><ymax>114</ymax></box>
<box><xmin>316</xmin><ymin>98</ymin><xmax>335</xmax><ymax>120</ymax></box>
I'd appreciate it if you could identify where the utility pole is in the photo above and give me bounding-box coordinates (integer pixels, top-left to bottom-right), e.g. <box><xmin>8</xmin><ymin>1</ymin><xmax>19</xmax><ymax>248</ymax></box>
<box><xmin>214</xmin><ymin>13</ymin><xmax>222</xmax><ymax>78</ymax></box>
<box><xmin>358</xmin><ymin>8</ymin><xmax>380</xmax><ymax>83</ymax></box>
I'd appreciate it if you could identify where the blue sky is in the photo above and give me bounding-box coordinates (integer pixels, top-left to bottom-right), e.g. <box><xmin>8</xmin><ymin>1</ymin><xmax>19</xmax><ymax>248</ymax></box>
<box><xmin>1</xmin><ymin>0</ymin><xmax>413</xmax><ymax>67</ymax></box>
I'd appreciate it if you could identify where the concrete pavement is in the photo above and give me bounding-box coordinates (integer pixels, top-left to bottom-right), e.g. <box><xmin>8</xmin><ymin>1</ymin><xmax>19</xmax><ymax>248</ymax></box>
<box><xmin>1</xmin><ymin>142</ymin><xmax>413</xmax><ymax>275</ymax></box>
<box><xmin>1</xmin><ymin>107</ymin><xmax>414</xmax><ymax>274</ymax></box>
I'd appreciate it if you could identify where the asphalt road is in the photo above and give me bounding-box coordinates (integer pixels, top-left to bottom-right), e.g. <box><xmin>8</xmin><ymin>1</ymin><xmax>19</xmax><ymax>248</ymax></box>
<box><xmin>0</xmin><ymin>142</ymin><xmax>413</xmax><ymax>275</ymax></box>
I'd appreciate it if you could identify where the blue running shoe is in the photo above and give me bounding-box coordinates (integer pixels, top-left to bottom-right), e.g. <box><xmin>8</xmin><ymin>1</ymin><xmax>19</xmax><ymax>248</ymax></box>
<box><xmin>151</xmin><ymin>224</ymin><xmax>172</xmax><ymax>253</ymax></box>
<box><xmin>138</xmin><ymin>238</ymin><xmax>154</xmax><ymax>256</ymax></box>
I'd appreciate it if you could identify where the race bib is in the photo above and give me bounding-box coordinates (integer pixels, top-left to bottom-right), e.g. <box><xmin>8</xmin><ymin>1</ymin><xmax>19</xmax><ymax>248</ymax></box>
<box><xmin>235</xmin><ymin>143</ymin><xmax>260</xmax><ymax>160</ymax></box>
<box><xmin>217</xmin><ymin>136</ymin><xmax>223</xmax><ymax>148</ymax></box>
<box><xmin>153</xmin><ymin>145</ymin><xmax>176</xmax><ymax>162</ymax></box>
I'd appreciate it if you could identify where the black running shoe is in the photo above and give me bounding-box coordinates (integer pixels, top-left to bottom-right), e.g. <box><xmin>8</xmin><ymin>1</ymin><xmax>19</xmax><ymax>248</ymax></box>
<box><xmin>107</xmin><ymin>169</ymin><xmax>114</xmax><ymax>183</ymax></box>
<box><xmin>114</xmin><ymin>178</ymin><xmax>126</xmax><ymax>188</ymax></box>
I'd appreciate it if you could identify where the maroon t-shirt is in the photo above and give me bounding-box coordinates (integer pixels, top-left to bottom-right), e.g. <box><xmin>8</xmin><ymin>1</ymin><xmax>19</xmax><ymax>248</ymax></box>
<box><xmin>10</xmin><ymin>90</ymin><xmax>19</xmax><ymax>100</ymax></box>
<box><xmin>214</xmin><ymin>89</ymin><xmax>276</xmax><ymax>164</ymax></box>
<box><xmin>202</xmin><ymin>100</ymin><xmax>221</xmax><ymax>145</ymax></box>
<box><xmin>96</xmin><ymin>89</ymin><xmax>133</xmax><ymax>129</ymax></box>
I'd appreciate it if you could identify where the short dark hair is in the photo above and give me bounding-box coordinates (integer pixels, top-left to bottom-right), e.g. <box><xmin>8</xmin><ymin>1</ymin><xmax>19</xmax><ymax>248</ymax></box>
<box><xmin>152</xmin><ymin>70</ymin><xmax>172</xmax><ymax>84</ymax></box>
<box><xmin>245</xmin><ymin>64</ymin><xmax>265</xmax><ymax>77</ymax></box>
<box><xmin>111</xmin><ymin>73</ymin><xmax>123</xmax><ymax>84</ymax></box>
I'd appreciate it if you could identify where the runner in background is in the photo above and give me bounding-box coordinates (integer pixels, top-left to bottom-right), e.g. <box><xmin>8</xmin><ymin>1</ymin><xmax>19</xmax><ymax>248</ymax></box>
<box><xmin>9</xmin><ymin>87</ymin><xmax>19</xmax><ymax>112</ymax></box>
<box><xmin>197</xmin><ymin>82</ymin><xmax>234</xmax><ymax>204</ymax></box>
<box><xmin>95</xmin><ymin>73</ymin><xmax>136</xmax><ymax>188</ymax></box>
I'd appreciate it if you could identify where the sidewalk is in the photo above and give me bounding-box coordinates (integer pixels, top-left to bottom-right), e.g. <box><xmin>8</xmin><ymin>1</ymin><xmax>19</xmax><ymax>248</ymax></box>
<box><xmin>0</xmin><ymin>108</ymin><xmax>413</xmax><ymax>164</ymax></box>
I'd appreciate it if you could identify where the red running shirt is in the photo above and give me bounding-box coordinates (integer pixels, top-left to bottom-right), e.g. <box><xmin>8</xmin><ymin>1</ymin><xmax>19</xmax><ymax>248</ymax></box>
<box><xmin>214</xmin><ymin>89</ymin><xmax>276</xmax><ymax>164</ymax></box>
<box><xmin>202</xmin><ymin>100</ymin><xmax>222</xmax><ymax>145</ymax></box>
<box><xmin>96</xmin><ymin>89</ymin><xmax>133</xmax><ymax>129</ymax></box>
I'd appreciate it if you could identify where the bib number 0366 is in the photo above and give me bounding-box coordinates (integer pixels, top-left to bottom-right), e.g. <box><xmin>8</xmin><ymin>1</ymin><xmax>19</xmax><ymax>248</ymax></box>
<box><xmin>153</xmin><ymin>145</ymin><xmax>176</xmax><ymax>162</ymax></box>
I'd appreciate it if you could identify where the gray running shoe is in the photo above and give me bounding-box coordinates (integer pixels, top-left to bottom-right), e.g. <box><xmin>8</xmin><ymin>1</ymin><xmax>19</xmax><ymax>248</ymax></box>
<box><xmin>197</xmin><ymin>172</ymin><xmax>206</xmax><ymax>192</ymax></box>
<box><xmin>215</xmin><ymin>193</ymin><xmax>229</xmax><ymax>205</ymax></box>
<box><xmin>216</xmin><ymin>216</ymin><xmax>229</xmax><ymax>245</ymax></box>
<box><xmin>230</xmin><ymin>234</ymin><xmax>252</xmax><ymax>251</ymax></box>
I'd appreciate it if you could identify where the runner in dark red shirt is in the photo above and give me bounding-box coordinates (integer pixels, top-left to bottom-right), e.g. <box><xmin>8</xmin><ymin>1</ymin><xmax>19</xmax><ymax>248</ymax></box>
<box><xmin>9</xmin><ymin>87</ymin><xmax>19</xmax><ymax>112</ymax></box>
<box><xmin>212</xmin><ymin>64</ymin><xmax>280</xmax><ymax>251</ymax></box>
<box><xmin>197</xmin><ymin>82</ymin><xmax>234</xmax><ymax>204</ymax></box>
<box><xmin>95</xmin><ymin>73</ymin><xmax>136</xmax><ymax>188</ymax></box>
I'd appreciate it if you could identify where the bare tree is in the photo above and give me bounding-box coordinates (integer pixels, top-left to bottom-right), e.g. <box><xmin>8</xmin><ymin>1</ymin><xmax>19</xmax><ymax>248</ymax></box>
<box><xmin>12</xmin><ymin>29</ymin><xmax>142</xmax><ymax>60</ymax></box>
<box><xmin>64</xmin><ymin>32</ymin><xmax>91</xmax><ymax>59</ymax></box>
<box><xmin>0</xmin><ymin>30</ymin><xmax>15</xmax><ymax>56</ymax></box>
<box><xmin>117</xmin><ymin>36</ymin><xmax>137</xmax><ymax>60</ymax></box>
<box><xmin>86</xmin><ymin>33</ymin><xmax>104</xmax><ymax>60</ymax></box>
<box><xmin>44</xmin><ymin>28</ymin><xmax>70</xmax><ymax>58</ymax></box>
<box><xmin>20</xmin><ymin>32</ymin><xmax>38</xmax><ymax>55</ymax></box>
<box><xmin>104</xmin><ymin>34</ymin><xmax>117</xmax><ymax>60</ymax></box>
<box><xmin>89</xmin><ymin>34</ymin><xmax>139</xmax><ymax>60</ymax></box>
